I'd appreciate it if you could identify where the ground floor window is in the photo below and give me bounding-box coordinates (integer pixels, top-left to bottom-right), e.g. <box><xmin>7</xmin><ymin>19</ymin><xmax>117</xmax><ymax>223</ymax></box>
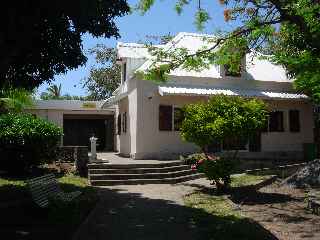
<box><xmin>289</xmin><ymin>110</ymin><xmax>300</xmax><ymax>132</ymax></box>
<box><xmin>174</xmin><ymin>107</ymin><xmax>184</xmax><ymax>131</ymax></box>
<box><xmin>122</xmin><ymin>112</ymin><xmax>127</xmax><ymax>133</ymax></box>
<box><xmin>159</xmin><ymin>105</ymin><xmax>185</xmax><ymax>131</ymax></box>
<box><xmin>223</xmin><ymin>135</ymin><xmax>248</xmax><ymax>151</ymax></box>
<box><xmin>159</xmin><ymin>105</ymin><xmax>173</xmax><ymax>131</ymax></box>
<box><xmin>269</xmin><ymin>111</ymin><xmax>284</xmax><ymax>132</ymax></box>
<box><xmin>117</xmin><ymin>114</ymin><xmax>121</xmax><ymax>135</ymax></box>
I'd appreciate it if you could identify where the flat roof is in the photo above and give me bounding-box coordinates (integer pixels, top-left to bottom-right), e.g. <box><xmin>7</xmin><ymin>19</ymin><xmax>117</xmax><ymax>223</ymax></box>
<box><xmin>29</xmin><ymin>100</ymin><xmax>115</xmax><ymax>111</ymax></box>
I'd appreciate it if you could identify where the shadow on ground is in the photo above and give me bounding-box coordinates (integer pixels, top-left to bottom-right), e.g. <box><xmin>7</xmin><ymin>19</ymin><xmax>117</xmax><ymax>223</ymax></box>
<box><xmin>73</xmin><ymin>187</ymin><xmax>278</xmax><ymax>240</ymax></box>
<box><xmin>0</xmin><ymin>173</ymin><xmax>97</xmax><ymax>240</ymax></box>
<box><xmin>229</xmin><ymin>187</ymin><xmax>296</xmax><ymax>205</ymax></box>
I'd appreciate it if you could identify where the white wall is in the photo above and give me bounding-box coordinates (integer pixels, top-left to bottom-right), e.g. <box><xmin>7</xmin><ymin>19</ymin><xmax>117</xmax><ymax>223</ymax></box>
<box><xmin>129</xmin><ymin>80</ymin><xmax>314</xmax><ymax>159</ymax></box>
<box><xmin>261</xmin><ymin>100</ymin><xmax>314</xmax><ymax>151</ymax></box>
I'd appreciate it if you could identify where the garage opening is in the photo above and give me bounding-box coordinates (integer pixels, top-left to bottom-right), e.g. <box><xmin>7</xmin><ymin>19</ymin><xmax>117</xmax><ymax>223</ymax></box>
<box><xmin>63</xmin><ymin>114</ymin><xmax>114</xmax><ymax>151</ymax></box>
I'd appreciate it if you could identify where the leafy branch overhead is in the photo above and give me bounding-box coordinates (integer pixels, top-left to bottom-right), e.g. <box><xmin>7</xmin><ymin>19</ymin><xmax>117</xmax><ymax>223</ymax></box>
<box><xmin>0</xmin><ymin>0</ymin><xmax>129</xmax><ymax>90</ymax></box>
<box><xmin>137</xmin><ymin>0</ymin><xmax>320</xmax><ymax>102</ymax></box>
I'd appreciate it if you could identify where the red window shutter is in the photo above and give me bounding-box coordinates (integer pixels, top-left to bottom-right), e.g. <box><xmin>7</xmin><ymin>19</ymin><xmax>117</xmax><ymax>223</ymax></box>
<box><xmin>117</xmin><ymin>114</ymin><xmax>121</xmax><ymax>135</ymax></box>
<box><xmin>289</xmin><ymin>110</ymin><xmax>300</xmax><ymax>132</ymax></box>
<box><xmin>269</xmin><ymin>111</ymin><xmax>284</xmax><ymax>132</ymax></box>
<box><xmin>159</xmin><ymin>105</ymin><xmax>172</xmax><ymax>131</ymax></box>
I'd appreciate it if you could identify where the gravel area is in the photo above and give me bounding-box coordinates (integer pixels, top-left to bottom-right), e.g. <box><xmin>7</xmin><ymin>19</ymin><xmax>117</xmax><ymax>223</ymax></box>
<box><xmin>238</xmin><ymin>181</ymin><xmax>320</xmax><ymax>240</ymax></box>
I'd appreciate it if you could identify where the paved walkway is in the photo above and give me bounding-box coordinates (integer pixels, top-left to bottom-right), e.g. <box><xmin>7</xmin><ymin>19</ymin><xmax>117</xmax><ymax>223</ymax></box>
<box><xmin>73</xmin><ymin>179</ymin><xmax>213</xmax><ymax>240</ymax></box>
<box><xmin>95</xmin><ymin>152</ymin><xmax>182</xmax><ymax>165</ymax></box>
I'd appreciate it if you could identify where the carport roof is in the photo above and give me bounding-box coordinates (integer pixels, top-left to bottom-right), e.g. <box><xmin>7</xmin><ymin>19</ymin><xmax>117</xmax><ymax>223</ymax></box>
<box><xmin>29</xmin><ymin>100</ymin><xmax>115</xmax><ymax>111</ymax></box>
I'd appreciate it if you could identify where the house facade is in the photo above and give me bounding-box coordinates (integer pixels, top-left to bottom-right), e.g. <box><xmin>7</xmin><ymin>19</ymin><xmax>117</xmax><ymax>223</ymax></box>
<box><xmin>105</xmin><ymin>32</ymin><xmax>314</xmax><ymax>160</ymax></box>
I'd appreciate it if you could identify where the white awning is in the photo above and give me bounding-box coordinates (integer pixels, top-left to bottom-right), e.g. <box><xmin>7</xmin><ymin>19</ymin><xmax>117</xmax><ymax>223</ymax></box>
<box><xmin>101</xmin><ymin>92</ymin><xmax>129</xmax><ymax>109</ymax></box>
<box><xmin>158</xmin><ymin>86</ymin><xmax>308</xmax><ymax>100</ymax></box>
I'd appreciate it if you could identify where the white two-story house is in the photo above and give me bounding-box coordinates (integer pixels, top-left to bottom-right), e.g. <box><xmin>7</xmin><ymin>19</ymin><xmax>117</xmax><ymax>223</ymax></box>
<box><xmin>104</xmin><ymin>32</ymin><xmax>314</xmax><ymax>161</ymax></box>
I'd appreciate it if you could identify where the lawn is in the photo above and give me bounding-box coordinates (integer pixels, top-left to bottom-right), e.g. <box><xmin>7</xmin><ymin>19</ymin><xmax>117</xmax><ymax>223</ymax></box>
<box><xmin>0</xmin><ymin>173</ymin><xmax>98</xmax><ymax>240</ymax></box>
<box><xmin>184</xmin><ymin>174</ymin><xmax>276</xmax><ymax>240</ymax></box>
<box><xmin>230</xmin><ymin>173</ymin><xmax>271</xmax><ymax>188</ymax></box>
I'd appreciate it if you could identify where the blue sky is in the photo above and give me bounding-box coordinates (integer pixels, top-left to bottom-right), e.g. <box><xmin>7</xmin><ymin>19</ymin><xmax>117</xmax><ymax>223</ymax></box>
<box><xmin>37</xmin><ymin>0</ymin><xmax>234</xmax><ymax>97</ymax></box>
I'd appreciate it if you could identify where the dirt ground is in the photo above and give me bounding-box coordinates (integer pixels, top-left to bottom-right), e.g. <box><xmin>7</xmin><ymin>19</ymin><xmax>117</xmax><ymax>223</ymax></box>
<box><xmin>234</xmin><ymin>181</ymin><xmax>320</xmax><ymax>240</ymax></box>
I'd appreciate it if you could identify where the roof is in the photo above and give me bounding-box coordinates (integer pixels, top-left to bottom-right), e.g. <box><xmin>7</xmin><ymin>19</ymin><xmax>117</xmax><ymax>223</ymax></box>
<box><xmin>117</xmin><ymin>32</ymin><xmax>290</xmax><ymax>83</ymax></box>
<box><xmin>158</xmin><ymin>86</ymin><xmax>308</xmax><ymax>100</ymax></box>
<box><xmin>117</xmin><ymin>42</ymin><xmax>163</xmax><ymax>59</ymax></box>
<box><xmin>30</xmin><ymin>100</ymin><xmax>115</xmax><ymax>111</ymax></box>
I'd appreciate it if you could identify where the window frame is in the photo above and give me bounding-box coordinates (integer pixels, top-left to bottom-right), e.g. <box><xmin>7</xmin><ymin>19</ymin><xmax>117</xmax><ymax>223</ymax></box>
<box><xmin>173</xmin><ymin>107</ymin><xmax>184</xmax><ymax>131</ymax></box>
<box><xmin>224</xmin><ymin>64</ymin><xmax>242</xmax><ymax>77</ymax></box>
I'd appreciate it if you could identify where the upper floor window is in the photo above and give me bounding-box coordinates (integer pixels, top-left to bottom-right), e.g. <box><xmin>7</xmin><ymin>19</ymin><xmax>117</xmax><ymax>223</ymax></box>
<box><xmin>224</xmin><ymin>64</ymin><xmax>241</xmax><ymax>77</ymax></box>
<box><xmin>122</xmin><ymin>62</ymin><xmax>127</xmax><ymax>82</ymax></box>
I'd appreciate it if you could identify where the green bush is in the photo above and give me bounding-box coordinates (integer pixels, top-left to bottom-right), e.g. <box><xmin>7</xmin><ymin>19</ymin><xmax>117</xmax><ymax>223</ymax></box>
<box><xmin>181</xmin><ymin>95</ymin><xmax>267</xmax><ymax>190</ymax></box>
<box><xmin>181</xmin><ymin>95</ymin><xmax>268</xmax><ymax>149</ymax></box>
<box><xmin>0</xmin><ymin>113</ymin><xmax>63</xmax><ymax>173</ymax></box>
<box><xmin>187</xmin><ymin>153</ymin><xmax>235</xmax><ymax>190</ymax></box>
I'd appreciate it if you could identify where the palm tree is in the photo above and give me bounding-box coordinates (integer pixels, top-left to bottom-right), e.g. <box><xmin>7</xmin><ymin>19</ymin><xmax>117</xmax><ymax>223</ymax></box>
<box><xmin>47</xmin><ymin>84</ymin><xmax>62</xmax><ymax>99</ymax></box>
<box><xmin>0</xmin><ymin>88</ymin><xmax>34</xmax><ymax>114</ymax></box>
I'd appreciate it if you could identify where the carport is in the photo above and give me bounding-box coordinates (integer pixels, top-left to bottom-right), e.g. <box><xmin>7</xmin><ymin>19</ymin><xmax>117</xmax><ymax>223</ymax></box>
<box><xmin>63</xmin><ymin>114</ymin><xmax>114</xmax><ymax>151</ymax></box>
<box><xmin>26</xmin><ymin>100</ymin><xmax>115</xmax><ymax>151</ymax></box>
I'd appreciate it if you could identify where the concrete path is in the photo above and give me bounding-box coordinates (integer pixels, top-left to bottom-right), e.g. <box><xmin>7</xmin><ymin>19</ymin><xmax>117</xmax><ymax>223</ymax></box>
<box><xmin>73</xmin><ymin>179</ymin><xmax>213</xmax><ymax>240</ymax></box>
<box><xmin>96</xmin><ymin>152</ymin><xmax>182</xmax><ymax>165</ymax></box>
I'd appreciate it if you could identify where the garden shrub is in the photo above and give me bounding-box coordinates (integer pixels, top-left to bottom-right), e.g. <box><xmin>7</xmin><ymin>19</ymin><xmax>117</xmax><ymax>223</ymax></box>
<box><xmin>181</xmin><ymin>95</ymin><xmax>267</xmax><ymax>190</ymax></box>
<box><xmin>188</xmin><ymin>153</ymin><xmax>235</xmax><ymax>190</ymax></box>
<box><xmin>0</xmin><ymin>113</ymin><xmax>63</xmax><ymax>173</ymax></box>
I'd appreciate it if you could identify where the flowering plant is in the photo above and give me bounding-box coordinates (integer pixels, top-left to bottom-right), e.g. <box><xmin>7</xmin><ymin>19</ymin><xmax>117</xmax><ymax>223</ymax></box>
<box><xmin>186</xmin><ymin>153</ymin><xmax>234</xmax><ymax>190</ymax></box>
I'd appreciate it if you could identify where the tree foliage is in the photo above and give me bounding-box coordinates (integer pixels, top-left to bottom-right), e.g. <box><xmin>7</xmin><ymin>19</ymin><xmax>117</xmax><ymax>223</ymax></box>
<box><xmin>83</xmin><ymin>45</ymin><xmax>121</xmax><ymax>100</ymax></box>
<box><xmin>0</xmin><ymin>0</ymin><xmax>129</xmax><ymax>90</ymax></box>
<box><xmin>181</xmin><ymin>95</ymin><xmax>267</xmax><ymax>151</ymax></box>
<box><xmin>0</xmin><ymin>88</ymin><xmax>34</xmax><ymax>114</ymax></box>
<box><xmin>0</xmin><ymin>113</ymin><xmax>63</xmax><ymax>173</ymax></box>
<box><xmin>39</xmin><ymin>84</ymin><xmax>86</xmax><ymax>100</ymax></box>
<box><xmin>137</xmin><ymin>0</ymin><xmax>320</xmax><ymax>102</ymax></box>
<box><xmin>181</xmin><ymin>95</ymin><xmax>267</xmax><ymax>189</ymax></box>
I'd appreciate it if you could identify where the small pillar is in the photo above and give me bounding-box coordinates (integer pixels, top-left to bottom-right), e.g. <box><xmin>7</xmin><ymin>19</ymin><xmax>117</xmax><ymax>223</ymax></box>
<box><xmin>90</xmin><ymin>136</ymin><xmax>98</xmax><ymax>161</ymax></box>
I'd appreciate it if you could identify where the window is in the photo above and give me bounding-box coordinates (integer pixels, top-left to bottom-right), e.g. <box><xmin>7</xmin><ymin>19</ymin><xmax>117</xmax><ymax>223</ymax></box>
<box><xmin>122</xmin><ymin>62</ymin><xmax>127</xmax><ymax>82</ymax></box>
<box><xmin>159</xmin><ymin>105</ymin><xmax>172</xmax><ymax>131</ymax></box>
<box><xmin>269</xmin><ymin>111</ymin><xmax>284</xmax><ymax>132</ymax></box>
<box><xmin>174</xmin><ymin>107</ymin><xmax>184</xmax><ymax>131</ymax></box>
<box><xmin>117</xmin><ymin>114</ymin><xmax>121</xmax><ymax>135</ymax></box>
<box><xmin>223</xmin><ymin>136</ymin><xmax>248</xmax><ymax>150</ymax></box>
<box><xmin>122</xmin><ymin>112</ymin><xmax>127</xmax><ymax>133</ymax></box>
<box><xmin>224</xmin><ymin>64</ymin><xmax>241</xmax><ymax>77</ymax></box>
<box><xmin>289</xmin><ymin>110</ymin><xmax>300</xmax><ymax>132</ymax></box>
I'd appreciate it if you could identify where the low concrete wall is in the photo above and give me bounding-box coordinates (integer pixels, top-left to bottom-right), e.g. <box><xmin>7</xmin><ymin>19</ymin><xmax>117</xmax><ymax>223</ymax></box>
<box><xmin>58</xmin><ymin>146</ymin><xmax>88</xmax><ymax>177</ymax></box>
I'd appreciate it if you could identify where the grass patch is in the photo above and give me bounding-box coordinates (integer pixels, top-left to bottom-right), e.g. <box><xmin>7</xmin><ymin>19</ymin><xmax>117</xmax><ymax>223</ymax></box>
<box><xmin>183</xmin><ymin>174</ymin><xmax>276</xmax><ymax>240</ymax></box>
<box><xmin>184</xmin><ymin>192</ymin><xmax>275</xmax><ymax>239</ymax></box>
<box><xmin>0</xmin><ymin>173</ymin><xmax>98</xmax><ymax>240</ymax></box>
<box><xmin>230</xmin><ymin>173</ymin><xmax>271</xmax><ymax>188</ymax></box>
